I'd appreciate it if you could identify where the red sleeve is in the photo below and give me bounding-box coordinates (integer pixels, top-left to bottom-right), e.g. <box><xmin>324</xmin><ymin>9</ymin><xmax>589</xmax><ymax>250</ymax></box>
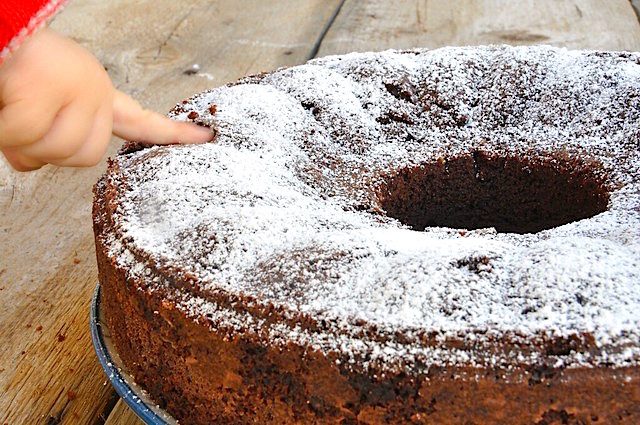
<box><xmin>0</xmin><ymin>0</ymin><xmax>68</xmax><ymax>64</ymax></box>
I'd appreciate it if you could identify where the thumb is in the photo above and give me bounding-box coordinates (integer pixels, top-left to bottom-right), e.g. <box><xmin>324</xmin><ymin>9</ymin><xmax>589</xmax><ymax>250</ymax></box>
<box><xmin>112</xmin><ymin>90</ymin><xmax>213</xmax><ymax>145</ymax></box>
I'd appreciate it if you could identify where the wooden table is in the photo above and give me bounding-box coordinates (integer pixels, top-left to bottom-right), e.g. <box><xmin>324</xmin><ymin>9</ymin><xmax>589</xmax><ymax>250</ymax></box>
<box><xmin>1</xmin><ymin>1</ymin><xmax>639</xmax><ymax>423</ymax></box>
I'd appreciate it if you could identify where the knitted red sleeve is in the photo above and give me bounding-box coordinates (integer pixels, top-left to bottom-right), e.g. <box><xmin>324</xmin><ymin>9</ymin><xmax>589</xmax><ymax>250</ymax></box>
<box><xmin>0</xmin><ymin>0</ymin><xmax>68</xmax><ymax>65</ymax></box>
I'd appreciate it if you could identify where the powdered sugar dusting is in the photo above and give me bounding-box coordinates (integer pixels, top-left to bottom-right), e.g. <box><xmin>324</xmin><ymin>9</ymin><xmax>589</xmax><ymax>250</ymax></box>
<box><xmin>101</xmin><ymin>46</ymin><xmax>640</xmax><ymax>372</ymax></box>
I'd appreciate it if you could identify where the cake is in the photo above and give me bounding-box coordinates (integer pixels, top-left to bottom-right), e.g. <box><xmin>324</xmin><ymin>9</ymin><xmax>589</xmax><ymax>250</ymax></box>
<box><xmin>93</xmin><ymin>45</ymin><xmax>640</xmax><ymax>424</ymax></box>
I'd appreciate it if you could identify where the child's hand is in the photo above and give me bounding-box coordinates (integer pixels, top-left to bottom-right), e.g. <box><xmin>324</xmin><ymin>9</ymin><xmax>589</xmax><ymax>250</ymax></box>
<box><xmin>0</xmin><ymin>28</ymin><xmax>213</xmax><ymax>172</ymax></box>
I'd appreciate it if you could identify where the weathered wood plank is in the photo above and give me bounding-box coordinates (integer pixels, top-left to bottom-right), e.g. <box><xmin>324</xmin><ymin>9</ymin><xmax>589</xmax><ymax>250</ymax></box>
<box><xmin>56</xmin><ymin>0</ymin><xmax>343</xmax><ymax>112</ymax></box>
<box><xmin>0</xmin><ymin>229</ymin><xmax>119</xmax><ymax>424</ymax></box>
<box><xmin>0</xmin><ymin>0</ymin><xmax>341</xmax><ymax>423</ymax></box>
<box><xmin>104</xmin><ymin>400</ymin><xmax>144</xmax><ymax>425</ymax></box>
<box><xmin>318</xmin><ymin>0</ymin><xmax>640</xmax><ymax>56</ymax></box>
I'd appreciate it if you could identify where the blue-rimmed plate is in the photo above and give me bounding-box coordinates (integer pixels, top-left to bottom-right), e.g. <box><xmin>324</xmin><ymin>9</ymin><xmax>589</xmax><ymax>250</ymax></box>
<box><xmin>90</xmin><ymin>284</ymin><xmax>178</xmax><ymax>425</ymax></box>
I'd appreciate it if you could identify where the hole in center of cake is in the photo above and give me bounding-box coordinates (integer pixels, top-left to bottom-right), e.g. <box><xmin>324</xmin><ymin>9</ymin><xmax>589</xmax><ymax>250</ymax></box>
<box><xmin>378</xmin><ymin>151</ymin><xmax>609</xmax><ymax>234</ymax></box>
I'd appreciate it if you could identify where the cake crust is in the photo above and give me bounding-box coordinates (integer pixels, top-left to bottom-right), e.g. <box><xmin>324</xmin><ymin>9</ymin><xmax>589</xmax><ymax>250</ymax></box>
<box><xmin>93</xmin><ymin>46</ymin><xmax>640</xmax><ymax>424</ymax></box>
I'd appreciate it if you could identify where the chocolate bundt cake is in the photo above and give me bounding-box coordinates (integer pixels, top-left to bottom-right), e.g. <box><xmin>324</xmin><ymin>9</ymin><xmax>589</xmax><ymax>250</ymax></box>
<box><xmin>93</xmin><ymin>45</ymin><xmax>640</xmax><ymax>424</ymax></box>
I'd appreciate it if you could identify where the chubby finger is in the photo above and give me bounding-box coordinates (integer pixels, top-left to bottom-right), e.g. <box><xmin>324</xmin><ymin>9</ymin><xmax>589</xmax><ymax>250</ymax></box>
<box><xmin>112</xmin><ymin>90</ymin><xmax>213</xmax><ymax>145</ymax></box>
<box><xmin>21</xmin><ymin>101</ymin><xmax>98</xmax><ymax>161</ymax></box>
<box><xmin>1</xmin><ymin>147</ymin><xmax>47</xmax><ymax>171</ymax></box>
<box><xmin>0</xmin><ymin>100</ymin><xmax>58</xmax><ymax>147</ymax></box>
<box><xmin>52</xmin><ymin>103</ymin><xmax>113</xmax><ymax>167</ymax></box>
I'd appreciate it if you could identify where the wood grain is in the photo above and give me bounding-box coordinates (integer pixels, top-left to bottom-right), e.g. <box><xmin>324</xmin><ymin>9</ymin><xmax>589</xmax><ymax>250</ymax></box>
<box><xmin>317</xmin><ymin>0</ymin><xmax>640</xmax><ymax>56</ymax></box>
<box><xmin>55</xmin><ymin>0</ymin><xmax>344</xmax><ymax>115</ymax></box>
<box><xmin>0</xmin><ymin>0</ymin><xmax>341</xmax><ymax>424</ymax></box>
<box><xmin>104</xmin><ymin>400</ymin><xmax>144</xmax><ymax>425</ymax></box>
<box><xmin>0</xmin><ymin>161</ymin><xmax>119</xmax><ymax>425</ymax></box>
